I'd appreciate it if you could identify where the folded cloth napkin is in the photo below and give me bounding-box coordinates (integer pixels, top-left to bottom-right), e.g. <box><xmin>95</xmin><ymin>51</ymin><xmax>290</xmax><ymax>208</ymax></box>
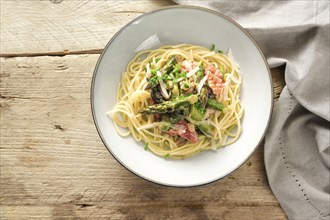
<box><xmin>173</xmin><ymin>1</ymin><xmax>330</xmax><ymax>219</ymax></box>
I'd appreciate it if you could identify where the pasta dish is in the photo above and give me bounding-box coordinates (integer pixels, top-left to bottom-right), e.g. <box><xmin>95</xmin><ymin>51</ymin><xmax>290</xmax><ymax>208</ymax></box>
<box><xmin>107</xmin><ymin>44</ymin><xmax>243</xmax><ymax>159</ymax></box>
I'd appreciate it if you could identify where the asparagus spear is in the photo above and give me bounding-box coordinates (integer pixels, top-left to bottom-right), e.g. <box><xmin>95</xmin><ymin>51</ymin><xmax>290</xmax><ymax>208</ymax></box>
<box><xmin>199</xmin><ymin>86</ymin><xmax>209</xmax><ymax>108</ymax></box>
<box><xmin>190</xmin><ymin>101</ymin><xmax>206</xmax><ymax>121</ymax></box>
<box><xmin>140</xmin><ymin>95</ymin><xmax>198</xmax><ymax>114</ymax></box>
<box><xmin>164</xmin><ymin>56</ymin><xmax>177</xmax><ymax>74</ymax></box>
<box><xmin>207</xmin><ymin>98</ymin><xmax>225</xmax><ymax>111</ymax></box>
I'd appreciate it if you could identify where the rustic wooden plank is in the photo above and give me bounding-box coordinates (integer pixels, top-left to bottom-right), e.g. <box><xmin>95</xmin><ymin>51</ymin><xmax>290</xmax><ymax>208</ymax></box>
<box><xmin>0</xmin><ymin>0</ymin><xmax>175</xmax><ymax>56</ymax></box>
<box><xmin>0</xmin><ymin>55</ymin><xmax>286</xmax><ymax>219</ymax></box>
<box><xmin>0</xmin><ymin>205</ymin><xmax>287</xmax><ymax>220</ymax></box>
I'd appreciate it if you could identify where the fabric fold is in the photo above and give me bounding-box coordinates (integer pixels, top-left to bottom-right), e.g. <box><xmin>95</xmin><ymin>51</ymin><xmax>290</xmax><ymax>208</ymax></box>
<box><xmin>173</xmin><ymin>1</ymin><xmax>330</xmax><ymax>219</ymax></box>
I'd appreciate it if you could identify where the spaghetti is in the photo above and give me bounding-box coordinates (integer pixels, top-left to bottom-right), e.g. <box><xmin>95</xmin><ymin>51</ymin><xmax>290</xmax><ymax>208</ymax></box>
<box><xmin>107</xmin><ymin>44</ymin><xmax>243</xmax><ymax>159</ymax></box>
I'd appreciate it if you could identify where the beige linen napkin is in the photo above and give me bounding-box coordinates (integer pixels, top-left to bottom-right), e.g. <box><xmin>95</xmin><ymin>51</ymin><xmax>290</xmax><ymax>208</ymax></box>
<box><xmin>173</xmin><ymin>1</ymin><xmax>330</xmax><ymax>219</ymax></box>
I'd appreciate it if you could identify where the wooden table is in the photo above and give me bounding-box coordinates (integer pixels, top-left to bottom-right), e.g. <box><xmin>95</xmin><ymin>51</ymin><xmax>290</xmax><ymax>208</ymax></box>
<box><xmin>1</xmin><ymin>1</ymin><xmax>287</xmax><ymax>219</ymax></box>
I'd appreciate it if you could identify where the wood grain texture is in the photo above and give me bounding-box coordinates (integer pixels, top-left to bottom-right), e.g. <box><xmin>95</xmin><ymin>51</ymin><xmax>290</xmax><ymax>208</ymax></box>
<box><xmin>0</xmin><ymin>0</ymin><xmax>175</xmax><ymax>56</ymax></box>
<box><xmin>0</xmin><ymin>55</ymin><xmax>286</xmax><ymax>219</ymax></box>
<box><xmin>1</xmin><ymin>0</ymin><xmax>287</xmax><ymax>218</ymax></box>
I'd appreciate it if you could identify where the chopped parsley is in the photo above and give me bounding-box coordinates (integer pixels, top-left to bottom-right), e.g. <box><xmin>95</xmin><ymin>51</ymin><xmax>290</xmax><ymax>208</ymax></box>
<box><xmin>151</xmin><ymin>67</ymin><xmax>159</xmax><ymax>75</ymax></box>
<box><xmin>220</xmin><ymin>64</ymin><xmax>226</xmax><ymax>79</ymax></box>
<box><xmin>196</xmin><ymin>64</ymin><xmax>205</xmax><ymax>82</ymax></box>
<box><xmin>180</xmin><ymin>71</ymin><xmax>187</xmax><ymax>79</ymax></box>
<box><xmin>148</xmin><ymin>75</ymin><xmax>159</xmax><ymax>88</ymax></box>
<box><xmin>209</xmin><ymin>44</ymin><xmax>215</xmax><ymax>51</ymax></box>
<box><xmin>162</xmin><ymin>74</ymin><xmax>173</xmax><ymax>81</ymax></box>
<box><xmin>144</xmin><ymin>143</ymin><xmax>149</xmax><ymax>151</ymax></box>
<box><xmin>163</xmin><ymin>153</ymin><xmax>170</xmax><ymax>158</ymax></box>
<box><xmin>210</xmin><ymin>44</ymin><xmax>224</xmax><ymax>54</ymax></box>
<box><xmin>173</xmin><ymin>64</ymin><xmax>181</xmax><ymax>73</ymax></box>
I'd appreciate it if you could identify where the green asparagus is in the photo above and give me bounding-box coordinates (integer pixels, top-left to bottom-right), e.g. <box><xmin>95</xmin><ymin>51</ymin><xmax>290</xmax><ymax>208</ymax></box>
<box><xmin>199</xmin><ymin>86</ymin><xmax>209</xmax><ymax>108</ymax></box>
<box><xmin>207</xmin><ymin>99</ymin><xmax>225</xmax><ymax>111</ymax></box>
<box><xmin>196</xmin><ymin>64</ymin><xmax>205</xmax><ymax>82</ymax></box>
<box><xmin>140</xmin><ymin>95</ymin><xmax>198</xmax><ymax>114</ymax></box>
<box><xmin>164</xmin><ymin>56</ymin><xmax>177</xmax><ymax>74</ymax></box>
<box><xmin>190</xmin><ymin>101</ymin><xmax>206</xmax><ymax>121</ymax></box>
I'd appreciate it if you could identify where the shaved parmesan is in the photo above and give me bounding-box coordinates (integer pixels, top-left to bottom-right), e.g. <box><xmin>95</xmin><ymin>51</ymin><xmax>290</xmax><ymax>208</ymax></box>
<box><xmin>157</xmin><ymin>71</ymin><xmax>170</xmax><ymax>100</ymax></box>
<box><xmin>223</xmin><ymin>83</ymin><xmax>229</xmax><ymax>101</ymax></box>
<box><xmin>146</xmin><ymin>63</ymin><xmax>151</xmax><ymax>79</ymax></box>
<box><xmin>186</xmin><ymin>66</ymin><xmax>199</xmax><ymax>78</ymax></box>
<box><xmin>176</xmin><ymin>77</ymin><xmax>184</xmax><ymax>82</ymax></box>
<box><xmin>197</xmin><ymin>75</ymin><xmax>208</xmax><ymax>94</ymax></box>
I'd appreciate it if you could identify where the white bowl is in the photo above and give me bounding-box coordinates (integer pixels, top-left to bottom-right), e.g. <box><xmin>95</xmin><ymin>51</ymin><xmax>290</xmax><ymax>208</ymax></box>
<box><xmin>91</xmin><ymin>6</ymin><xmax>273</xmax><ymax>187</ymax></box>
